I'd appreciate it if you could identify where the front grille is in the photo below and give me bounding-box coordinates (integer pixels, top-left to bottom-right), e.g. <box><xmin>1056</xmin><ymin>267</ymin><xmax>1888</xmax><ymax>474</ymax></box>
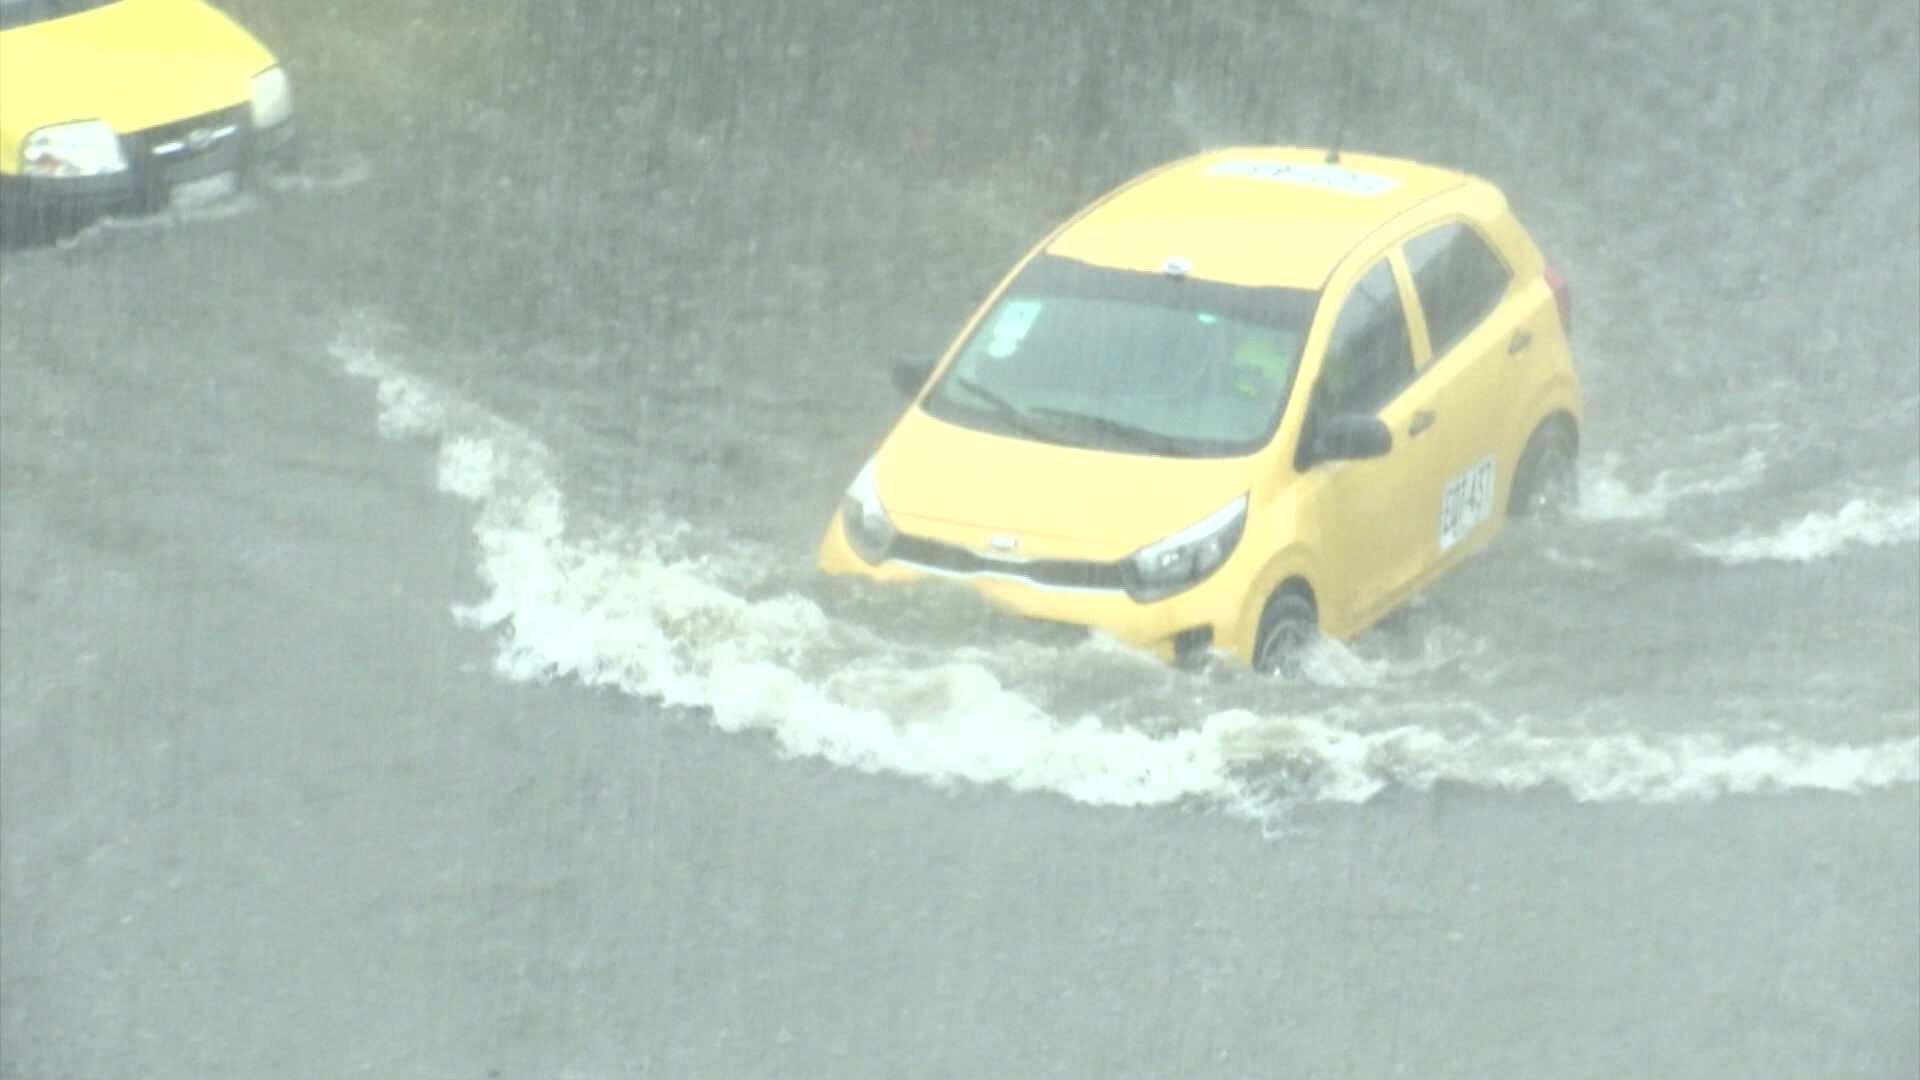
<box><xmin>119</xmin><ymin>104</ymin><xmax>250</xmax><ymax>201</ymax></box>
<box><xmin>891</xmin><ymin>534</ymin><xmax>1127</xmax><ymax>592</ymax></box>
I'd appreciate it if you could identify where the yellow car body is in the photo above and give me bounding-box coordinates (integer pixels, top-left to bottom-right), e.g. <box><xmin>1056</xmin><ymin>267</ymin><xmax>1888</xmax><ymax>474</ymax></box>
<box><xmin>819</xmin><ymin>147</ymin><xmax>1583</xmax><ymax>670</ymax></box>
<box><xmin>0</xmin><ymin>0</ymin><xmax>294</xmax><ymax>231</ymax></box>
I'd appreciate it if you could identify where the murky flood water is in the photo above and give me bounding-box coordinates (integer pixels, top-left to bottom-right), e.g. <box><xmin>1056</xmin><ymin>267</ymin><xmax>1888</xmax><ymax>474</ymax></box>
<box><xmin>3</xmin><ymin>1</ymin><xmax>1915</xmax><ymax>1076</ymax></box>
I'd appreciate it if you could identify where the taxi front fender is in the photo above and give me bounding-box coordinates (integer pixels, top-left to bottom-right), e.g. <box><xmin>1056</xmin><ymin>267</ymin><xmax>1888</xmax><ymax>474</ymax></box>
<box><xmin>1221</xmin><ymin>539</ymin><xmax>1324</xmax><ymax>663</ymax></box>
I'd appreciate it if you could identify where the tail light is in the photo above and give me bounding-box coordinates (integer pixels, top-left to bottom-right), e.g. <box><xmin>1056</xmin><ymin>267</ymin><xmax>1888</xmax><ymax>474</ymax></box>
<box><xmin>1544</xmin><ymin>264</ymin><xmax>1571</xmax><ymax>335</ymax></box>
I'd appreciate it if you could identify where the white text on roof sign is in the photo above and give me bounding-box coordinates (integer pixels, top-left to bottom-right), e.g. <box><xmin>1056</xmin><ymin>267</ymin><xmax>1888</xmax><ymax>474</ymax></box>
<box><xmin>1206</xmin><ymin>159</ymin><xmax>1402</xmax><ymax>197</ymax></box>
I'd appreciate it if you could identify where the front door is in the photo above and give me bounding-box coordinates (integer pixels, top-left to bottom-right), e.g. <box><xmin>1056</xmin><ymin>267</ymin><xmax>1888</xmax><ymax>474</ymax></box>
<box><xmin>1298</xmin><ymin>256</ymin><xmax>1446</xmax><ymax>632</ymax></box>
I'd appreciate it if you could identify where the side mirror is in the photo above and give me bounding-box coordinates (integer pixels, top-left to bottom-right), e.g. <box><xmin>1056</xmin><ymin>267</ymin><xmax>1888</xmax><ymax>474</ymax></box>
<box><xmin>1308</xmin><ymin>413</ymin><xmax>1392</xmax><ymax>465</ymax></box>
<box><xmin>891</xmin><ymin>356</ymin><xmax>936</xmax><ymax>397</ymax></box>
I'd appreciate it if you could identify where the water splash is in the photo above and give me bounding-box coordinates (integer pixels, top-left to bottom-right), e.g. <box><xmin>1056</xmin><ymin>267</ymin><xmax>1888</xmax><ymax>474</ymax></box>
<box><xmin>1695</xmin><ymin>495</ymin><xmax>1920</xmax><ymax>564</ymax></box>
<box><xmin>1576</xmin><ymin>450</ymin><xmax>1768</xmax><ymax>523</ymax></box>
<box><xmin>336</xmin><ymin>329</ymin><xmax>1920</xmax><ymax>815</ymax></box>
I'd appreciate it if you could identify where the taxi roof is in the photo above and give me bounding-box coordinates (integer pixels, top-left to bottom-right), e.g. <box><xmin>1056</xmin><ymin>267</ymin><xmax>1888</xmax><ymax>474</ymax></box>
<box><xmin>1044</xmin><ymin>147</ymin><xmax>1478</xmax><ymax>290</ymax></box>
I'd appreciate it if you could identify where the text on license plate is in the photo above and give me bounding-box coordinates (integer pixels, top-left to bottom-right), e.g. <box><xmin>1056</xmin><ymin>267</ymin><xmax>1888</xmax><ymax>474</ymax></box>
<box><xmin>1439</xmin><ymin>455</ymin><xmax>1496</xmax><ymax>553</ymax></box>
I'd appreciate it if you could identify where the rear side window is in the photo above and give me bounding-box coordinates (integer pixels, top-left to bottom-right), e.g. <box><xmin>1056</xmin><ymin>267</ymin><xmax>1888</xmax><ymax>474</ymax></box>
<box><xmin>1318</xmin><ymin>259</ymin><xmax>1414</xmax><ymax>416</ymax></box>
<box><xmin>1404</xmin><ymin>222</ymin><xmax>1512</xmax><ymax>359</ymax></box>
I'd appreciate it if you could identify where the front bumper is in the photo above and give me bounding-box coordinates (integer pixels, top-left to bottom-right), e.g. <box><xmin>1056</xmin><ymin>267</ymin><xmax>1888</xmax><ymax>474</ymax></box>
<box><xmin>0</xmin><ymin>168</ymin><xmax>133</xmax><ymax>221</ymax></box>
<box><xmin>818</xmin><ymin>514</ymin><xmax>1252</xmax><ymax>666</ymax></box>
<box><xmin>0</xmin><ymin>109</ymin><xmax>297</xmax><ymax>234</ymax></box>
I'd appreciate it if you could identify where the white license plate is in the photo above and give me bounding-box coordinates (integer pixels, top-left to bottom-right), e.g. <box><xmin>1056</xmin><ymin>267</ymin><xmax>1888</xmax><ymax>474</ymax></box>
<box><xmin>1439</xmin><ymin>455</ymin><xmax>1497</xmax><ymax>553</ymax></box>
<box><xmin>170</xmin><ymin>170</ymin><xmax>239</xmax><ymax>207</ymax></box>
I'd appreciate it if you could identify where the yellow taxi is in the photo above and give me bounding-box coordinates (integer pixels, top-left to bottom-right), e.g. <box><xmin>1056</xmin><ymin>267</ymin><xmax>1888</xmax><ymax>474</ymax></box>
<box><xmin>0</xmin><ymin>0</ymin><xmax>294</xmax><ymax>237</ymax></box>
<box><xmin>819</xmin><ymin>147</ymin><xmax>1582</xmax><ymax>674</ymax></box>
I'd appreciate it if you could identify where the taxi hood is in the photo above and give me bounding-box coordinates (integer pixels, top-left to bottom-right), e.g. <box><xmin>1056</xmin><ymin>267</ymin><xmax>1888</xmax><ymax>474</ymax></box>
<box><xmin>873</xmin><ymin>406</ymin><xmax>1259</xmax><ymax>557</ymax></box>
<box><xmin>0</xmin><ymin>0</ymin><xmax>276</xmax><ymax>144</ymax></box>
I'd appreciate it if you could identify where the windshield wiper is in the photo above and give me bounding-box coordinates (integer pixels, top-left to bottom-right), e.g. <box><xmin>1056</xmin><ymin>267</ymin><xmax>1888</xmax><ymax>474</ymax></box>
<box><xmin>939</xmin><ymin>377</ymin><xmax>1058</xmax><ymax>443</ymax></box>
<box><xmin>1026</xmin><ymin>407</ymin><xmax>1204</xmax><ymax>457</ymax></box>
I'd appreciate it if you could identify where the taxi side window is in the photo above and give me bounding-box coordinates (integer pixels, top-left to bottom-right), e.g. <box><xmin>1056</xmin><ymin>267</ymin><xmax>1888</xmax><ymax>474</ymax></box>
<box><xmin>1318</xmin><ymin>259</ymin><xmax>1414</xmax><ymax>416</ymax></box>
<box><xmin>1404</xmin><ymin>222</ymin><xmax>1512</xmax><ymax>359</ymax></box>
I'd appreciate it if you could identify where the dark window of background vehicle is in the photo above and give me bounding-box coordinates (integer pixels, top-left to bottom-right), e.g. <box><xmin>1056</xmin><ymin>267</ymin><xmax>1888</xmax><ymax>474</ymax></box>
<box><xmin>0</xmin><ymin>0</ymin><xmax>118</xmax><ymax>31</ymax></box>
<box><xmin>1404</xmin><ymin>221</ymin><xmax>1513</xmax><ymax>359</ymax></box>
<box><xmin>1316</xmin><ymin>258</ymin><xmax>1414</xmax><ymax>417</ymax></box>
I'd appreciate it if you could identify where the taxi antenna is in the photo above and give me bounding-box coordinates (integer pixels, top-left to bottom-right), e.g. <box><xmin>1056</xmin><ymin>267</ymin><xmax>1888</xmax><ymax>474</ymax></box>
<box><xmin>1327</xmin><ymin>53</ymin><xmax>1356</xmax><ymax>164</ymax></box>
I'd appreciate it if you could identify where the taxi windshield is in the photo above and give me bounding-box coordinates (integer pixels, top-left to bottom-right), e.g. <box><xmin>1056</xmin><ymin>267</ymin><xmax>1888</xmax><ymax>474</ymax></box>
<box><xmin>0</xmin><ymin>0</ymin><xmax>117</xmax><ymax>30</ymax></box>
<box><xmin>922</xmin><ymin>255</ymin><xmax>1317</xmax><ymax>458</ymax></box>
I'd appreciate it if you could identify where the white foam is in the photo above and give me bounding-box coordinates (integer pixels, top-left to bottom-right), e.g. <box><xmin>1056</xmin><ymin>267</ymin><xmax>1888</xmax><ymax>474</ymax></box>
<box><xmin>41</xmin><ymin>158</ymin><xmax>369</xmax><ymax>250</ymax></box>
<box><xmin>1694</xmin><ymin>495</ymin><xmax>1920</xmax><ymax>564</ymax></box>
<box><xmin>341</xmin><ymin>344</ymin><xmax>447</xmax><ymax>440</ymax></box>
<box><xmin>336</xmin><ymin>335</ymin><xmax>1920</xmax><ymax>814</ymax></box>
<box><xmin>1577</xmin><ymin>450</ymin><xmax>1768</xmax><ymax>522</ymax></box>
<box><xmin>78</xmin><ymin>190</ymin><xmax>265</xmax><ymax>236</ymax></box>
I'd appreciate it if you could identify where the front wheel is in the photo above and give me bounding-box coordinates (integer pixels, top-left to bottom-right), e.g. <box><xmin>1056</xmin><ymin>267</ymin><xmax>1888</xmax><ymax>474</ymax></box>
<box><xmin>1509</xmin><ymin>421</ymin><xmax>1578</xmax><ymax>521</ymax></box>
<box><xmin>1252</xmin><ymin>591</ymin><xmax>1318</xmax><ymax>678</ymax></box>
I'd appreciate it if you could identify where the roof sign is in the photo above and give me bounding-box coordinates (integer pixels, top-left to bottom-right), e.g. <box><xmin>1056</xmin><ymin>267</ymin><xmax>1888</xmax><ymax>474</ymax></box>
<box><xmin>986</xmin><ymin>299</ymin><xmax>1042</xmax><ymax>358</ymax></box>
<box><xmin>1207</xmin><ymin>158</ymin><xmax>1401</xmax><ymax>197</ymax></box>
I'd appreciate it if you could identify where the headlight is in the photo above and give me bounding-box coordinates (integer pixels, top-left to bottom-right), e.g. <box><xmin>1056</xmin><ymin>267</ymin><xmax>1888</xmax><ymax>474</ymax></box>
<box><xmin>251</xmin><ymin>66</ymin><xmax>293</xmax><ymax>129</ymax></box>
<box><xmin>839</xmin><ymin>458</ymin><xmax>896</xmax><ymax>564</ymax></box>
<box><xmin>1121</xmin><ymin>495</ymin><xmax>1247</xmax><ymax>602</ymax></box>
<box><xmin>21</xmin><ymin>120</ymin><xmax>126</xmax><ymax>178</ymax></box>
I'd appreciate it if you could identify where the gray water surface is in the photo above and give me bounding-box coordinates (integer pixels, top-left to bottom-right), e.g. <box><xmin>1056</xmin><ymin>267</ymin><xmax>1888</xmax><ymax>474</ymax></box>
<box><xmin>3</xmin><ymin>1</ymin><xmax>1916</xmax><ymax>1077</ymax></box>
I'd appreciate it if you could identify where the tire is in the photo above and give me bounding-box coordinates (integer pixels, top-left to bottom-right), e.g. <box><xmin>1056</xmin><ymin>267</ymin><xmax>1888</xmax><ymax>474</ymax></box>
<box><xmin>1252</xmin><ymin>591</ymin><xmax>1318</xmax><ymax>678</ymax></box>
<box><xmin>1509</xmin><ymin>420</ymin><xmax>1578</xmax><ymax>521</ymax></box>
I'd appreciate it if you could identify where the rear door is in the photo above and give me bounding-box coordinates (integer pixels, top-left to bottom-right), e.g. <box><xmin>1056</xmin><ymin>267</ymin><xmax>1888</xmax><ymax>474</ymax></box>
<box><xmin>1398</xmin><ymin>219</ymin><xmax>1524</xmax><ymax>572</ymax></box>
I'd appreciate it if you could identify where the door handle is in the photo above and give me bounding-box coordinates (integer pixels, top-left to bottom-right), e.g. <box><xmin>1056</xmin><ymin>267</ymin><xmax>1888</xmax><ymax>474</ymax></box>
<box><xmin>1507</xmin><ymin>329</ymin><xmax>1533</xmax><ymax>355</ymax></box>
<box><xmin>1408</xmin><ymin>409</ymin><xmax>1436</xmax><ymax>436</ymax></box>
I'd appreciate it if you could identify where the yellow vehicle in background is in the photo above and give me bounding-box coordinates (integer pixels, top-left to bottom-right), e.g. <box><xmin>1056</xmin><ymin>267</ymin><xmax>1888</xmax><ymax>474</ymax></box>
<box><xmin>819</xmin><ymin>147</ymin><xmax>1582</xmax><ymax>674</ymax></box>
<box><xmin>0</xmin><ymin>0</ymin><xmax>294</xmax><ymax>237</ymax></box>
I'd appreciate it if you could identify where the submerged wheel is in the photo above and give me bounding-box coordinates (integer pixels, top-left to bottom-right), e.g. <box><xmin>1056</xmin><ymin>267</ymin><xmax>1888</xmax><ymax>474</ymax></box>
<box><xmin>1252</xmin><ymin>591</ymin><xmax>1318</xmax><ymax>678</ymax></box>
<box><xmin>1509</xmin><ymin>420</ymin><xmax>1578</xmax><ymax>521</ymax></box>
